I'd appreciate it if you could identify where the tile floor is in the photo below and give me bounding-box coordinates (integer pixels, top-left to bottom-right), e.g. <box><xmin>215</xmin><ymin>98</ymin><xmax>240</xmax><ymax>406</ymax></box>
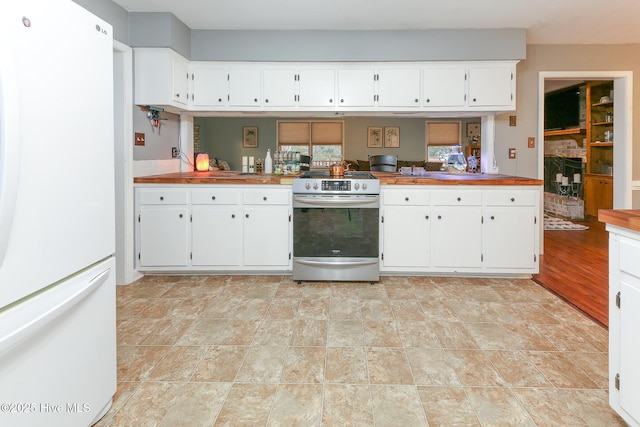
<box><xmin>96</xmin><ymin>275</ymin><xmax>626</xmax><ymax>427</ymax></box>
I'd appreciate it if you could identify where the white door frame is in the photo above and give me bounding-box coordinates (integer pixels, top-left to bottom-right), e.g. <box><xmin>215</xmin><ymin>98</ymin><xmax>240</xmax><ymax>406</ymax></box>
<box><xmin>538</xmin><ymin>71</ymin><xmax>633</xmax><ymax>210</ymax></box>
<box><xmin>113</xmin><ymin>40</ymin><xmax>141</xmax><ymax>285</ymax></box>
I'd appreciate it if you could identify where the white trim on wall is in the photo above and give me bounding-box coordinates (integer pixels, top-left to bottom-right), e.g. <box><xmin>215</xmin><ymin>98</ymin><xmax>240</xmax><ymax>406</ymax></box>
<box><xmin>113</xmin><ymin>40</ymin><xmax>142</xmax><ymax>286</ymax></box>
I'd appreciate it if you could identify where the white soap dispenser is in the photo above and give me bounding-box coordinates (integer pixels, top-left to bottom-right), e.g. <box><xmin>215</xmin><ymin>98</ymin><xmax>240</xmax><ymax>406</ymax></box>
<box><xmin>264</xmin><ymin>148</ymin><xmax>273</xmax><ymax>174</ymax></box>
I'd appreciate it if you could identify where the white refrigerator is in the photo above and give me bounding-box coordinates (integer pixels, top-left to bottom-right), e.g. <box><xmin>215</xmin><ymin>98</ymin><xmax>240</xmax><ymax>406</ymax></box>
<box><xmin>0</xmin><ymin>1</ymin><xmax>117</xmax><ymax>426</ymax></box>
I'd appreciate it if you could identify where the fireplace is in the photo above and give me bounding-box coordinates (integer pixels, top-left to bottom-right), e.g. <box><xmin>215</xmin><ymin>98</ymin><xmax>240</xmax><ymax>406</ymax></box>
<box><xmin>544</xmin><ymin>156</ymin><xmax>584</xmax><ymax>197</ymax></box>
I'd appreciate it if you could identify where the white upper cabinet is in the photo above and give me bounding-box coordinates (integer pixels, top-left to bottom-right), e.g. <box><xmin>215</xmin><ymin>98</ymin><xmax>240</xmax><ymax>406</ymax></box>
<box><xmin>422</xmin><ymin>67</ymin><xmax>467</xmax><ymax>107</ymax></box>
<box><xmin>191</xmin><ymin>65</ymin><xmax>228</xmax><ymax>107</ymax></box>
<box><xmin>337</xmin><ymin>69</ymin><xmax>376</xmax><ymax>107</ymax></box>
<box><xmin>228</xmin><ymin>68</ymin><xmax>262</xmax><ymax>107</ymax></box>
<box><xmin>376</xmin><ymin>68</ymin><xmax>421</xmax><ymax>107</ymax></box>
<box><xmin>134</xmin><ymin>48</ymin><xmax>190</xmax><ymax>109</ymax></box>
<box><xmin>298</xmin><ymin>69</ymin><xmax>336</xmax><ymax>107</ymax></box>
<box><xmin>263</xmin><ymin>68</ymin><xmax>297</xmax><ymax>107</ymax></box>
<box><xmin>171</xmin><ymin>59</ymin><xmax>189</xmax><ymax>105</ymax></box>
<box><xmin>135</xmin><ymin>49</ymin><xmax>517</xmax><ymax>112</ymax></box>
<box><xmin>468</xmin><ymin>65</ymin><xmax>514</xmax><ymax>107</ymax></box>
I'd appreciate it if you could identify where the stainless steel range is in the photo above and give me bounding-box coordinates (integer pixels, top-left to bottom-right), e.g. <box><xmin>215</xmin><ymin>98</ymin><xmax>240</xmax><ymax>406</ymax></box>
<box><xmin>292</xmin><ymin>171</ymin><xmax>380</xmax><ymax>283</ymax></box>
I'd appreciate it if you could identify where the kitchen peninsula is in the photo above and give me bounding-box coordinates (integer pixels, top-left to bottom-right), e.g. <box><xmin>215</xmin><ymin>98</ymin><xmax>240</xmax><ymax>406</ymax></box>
<box><xmin>598</xmin><ymin>209</ymin><xmax>640</xmax><ymax>427</ymax></box>
<box><xmin>134</xmin><ymin>171</ymin><xmax>542</xmax><ymax>277</ymax></box>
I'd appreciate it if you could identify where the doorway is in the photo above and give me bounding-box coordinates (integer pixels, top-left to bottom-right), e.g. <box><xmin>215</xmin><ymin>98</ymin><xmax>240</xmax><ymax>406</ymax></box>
<box><xmin>538</xmin><ymin>71</ymin><xmax>633</xmax><ymax>211</ymax></box>
<box><xmin>534</xmin><ymin>71</ymin><xmax>633</xmax><ymax>326</ymax></box>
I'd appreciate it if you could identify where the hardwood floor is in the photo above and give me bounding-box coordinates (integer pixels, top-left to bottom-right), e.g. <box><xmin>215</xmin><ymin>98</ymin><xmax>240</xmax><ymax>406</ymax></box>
<box><xmin>533</xmin><ymin>215</ymin><xmax>609</xmax><ymax>327</ymax></box>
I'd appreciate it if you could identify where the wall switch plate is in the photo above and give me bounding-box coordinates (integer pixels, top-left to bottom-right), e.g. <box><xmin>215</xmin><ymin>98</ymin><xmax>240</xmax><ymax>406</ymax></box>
<box><xmin>135</xmin><ymin>132</ymin><xmax>145</xmax><ymax>146</ymax></box>
<box><xmin>509</xmin><ymin>116</ymin><xmax>517</xmax><ymax>126</ymax></box>
<box><xmin>528</xmin><ymin>137</ymin><xmax>535</xmax><ymax>148</ymax></box>
<box><xmin>509</xmin><ymin>148</ymin><xmax>516</xmax><ymax>159</ymax></box>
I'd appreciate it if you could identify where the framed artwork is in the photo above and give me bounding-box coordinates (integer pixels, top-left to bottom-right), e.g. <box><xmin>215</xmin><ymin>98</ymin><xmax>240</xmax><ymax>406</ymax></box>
<box><xmin>367</xmin><ymin>126</ymin><xmax>383</xmax><ymax>148</ymax></box>
<box><xmin>384</xmin><ymin>126</ymin><xmax>400</xmax><ymax>148</ymax></box>
<box><xmin>466</xmin><ymin>122</ymin><xmax>481</xmax><ymax>145</ymax></box>
<box><xmin>242</xmin><ymin>126</ymin><xmax>258</xmax><ymax>148</ymax></box>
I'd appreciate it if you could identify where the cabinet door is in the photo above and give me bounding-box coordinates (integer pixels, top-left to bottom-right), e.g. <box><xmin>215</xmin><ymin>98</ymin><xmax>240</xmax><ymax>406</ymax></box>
<box><xmin>298</xmin><ymin>69</ymin><xmax>335</xmax><ymax>107</ymax></box>
<box><xmin>337</xmin><ymin>69</ymin><xmax>375</xmax><ymax>107</ymax></box>
<box><xmin>171</xmin><ymin>58</ymin><xmax>189</xmax><ymax>105</ymax></box>
<box><xmin>423</xmin><ymin>67</ymin><xmax>467</xmax><ymax>107</ymax></box>
<box><xmin>228</xmin><ymin>68</ymin><xmax>261</xmax><ymax>107</ymax></box>
<box><xmin>431</xmin><ymin>207</ymin><xmax>482</xmax><ymax>268</ymax></box>
<box><xmin>243</xmin><ymin>206</ymin><xmax>290</xmax><ymax>267</ymax></box>
<box><xmin>483</xmin><ymin>208</ymin><xmax>536</xmax><ymax>269</ymax></box>
<box><xmin>192</xmin><ymin>66</ymin><xmax>228</xmax><ymax>107</ymax></box>
<box><xmin>377</xmin><ymin>69</ymin><xmax>421</xmax><ymax>107</ymax></box>
<box><xmin>134</xmin><ymin>48</ymin><xmax>189</xmax><ymax>107</ymax></box>
<box><xmin>382</xmin><ymin>207</ymin><xmax>430</xmax><ymax>267</ymax></box>
<box><xmin>263</xmin><ymin>68</ymin><xmax>297</xmax><ymax>107</ymax></box>
<box><xmin>584</xmin><ymin>175</ymin><xmax>613</xmax><ymax>217</ymax></box>
<box><xmin>139</xmin><ymin>206</ymin><xmax>189</xmax><ymax>267</ymax></box>
<box><xmin>468</xmin><ymin>66</ymin><xmax>513</xmax><ymax>107</ymax></box>
<box><xmin>619</xmin><ymin>278</ymin><xmax>640</xmax><ymax>424</ymax></box>
<box><xmin>191</xmin><ymin>207</ymin><xmax>242</xmax><ymax>266</ymax></box>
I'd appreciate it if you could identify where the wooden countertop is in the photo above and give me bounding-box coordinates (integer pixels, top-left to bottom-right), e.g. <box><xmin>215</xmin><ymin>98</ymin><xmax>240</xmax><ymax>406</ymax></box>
<box><xmin>598</xmin><ymin>209</ymin><xmax>640</xmax><ymax>233</ymax></box>
<box><xmin>134</xmin><ymin>171</ymin><xmax>299</xmax><ymax>185</ymax></box>
<box><xmin>134</xmin><ymin>170</ymin><xmax>543</xmax><ymax>186</ymax></box>
<box><xmin>371</xmin><ymin>172</ymin><xmax>542</xmax><ymax>186</ymax></box>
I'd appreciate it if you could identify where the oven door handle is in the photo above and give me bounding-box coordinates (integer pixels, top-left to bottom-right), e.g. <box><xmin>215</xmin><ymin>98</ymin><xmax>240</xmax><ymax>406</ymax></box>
<box><xmin>293</xmin><ymin>197</ymin><xmax>379</xmax><ymax>208</ymax></box>
<box><xmin>294</xmin><ymin>259</ymin><xmax>379</xmax><ymax>267</ymax></box>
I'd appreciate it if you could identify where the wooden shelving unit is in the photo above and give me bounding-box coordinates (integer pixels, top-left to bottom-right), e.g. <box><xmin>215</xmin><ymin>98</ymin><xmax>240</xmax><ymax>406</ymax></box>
<box><xmin>584</xmin><ymin>81</ymin><xmax>614</xmax><ymax>217</ymax></box>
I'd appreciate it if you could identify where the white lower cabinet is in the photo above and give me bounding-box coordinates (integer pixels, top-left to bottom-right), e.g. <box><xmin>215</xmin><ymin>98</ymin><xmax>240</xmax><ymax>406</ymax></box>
<box><xmin>190</xmin><ymin>188</ymin><xmax>242</xmax><ymax>267</ymax></box>
<box><xmin>607</xmin><ymin>226</ymin><xmax>640</xmax><ymax>427</ymax></box>
<box><xmin>191</xmin><ymin>206</ymin><xmax>242</xmax><ymax>266</ymax></box>
<box><xmin>381</xmin><ymin>185</ymin><xmax>540</xmax><ymax>275</ymax></box>
<box><xmin>483</xmin><ymin>190</ymin><xmax>538</xmax><ymax>271</ymax></box>
<box><xmin>431</xmin><ymin>190</ymin><xmax>483</xmax><ymax>270</ymax></box>
<box><xmin>138</xmin><ymin>189</ymin><xmax>190</xmax><ymax>267</ymax></box>
<box><xmin>242</xmin><ymin>189</ymin><xmax>291</xmax><ymax>268</ymax></box>
<box><xmin>139</xmin><ymin>206</ymin><xmax>190</xmax><ymax>267</ymax></box>
<box><xmin>135</xmin><ymin>185</ymin><xmax>292</xmax><ymax>272</ymax></box>
<box><xmin>381</xmin><ymin>189</ymin><xmax>431</xmax><ymax>269</ymax></box>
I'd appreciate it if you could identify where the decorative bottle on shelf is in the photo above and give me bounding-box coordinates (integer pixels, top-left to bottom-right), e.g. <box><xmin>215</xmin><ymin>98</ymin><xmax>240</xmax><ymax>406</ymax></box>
<box><xmin>264</xmin><ymin>148</ymin><xmax>273</xmax><ymax>174</ymax></box>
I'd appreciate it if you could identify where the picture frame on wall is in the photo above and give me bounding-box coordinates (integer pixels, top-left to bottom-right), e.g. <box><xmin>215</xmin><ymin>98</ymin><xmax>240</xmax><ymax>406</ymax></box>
<box><xmin>243</xmin><ymin>126</ymin><xmax>258</xmax><ymax>148</ymax></box>
<box><xmin>384</xmin><ymin>126</ymin><xmax>400</xmax><ymax>148</ymax></box>
<box><xmin>367</xmin><ymin>126</ymin><xmax>383</xmax><ymax>148</ymax></box>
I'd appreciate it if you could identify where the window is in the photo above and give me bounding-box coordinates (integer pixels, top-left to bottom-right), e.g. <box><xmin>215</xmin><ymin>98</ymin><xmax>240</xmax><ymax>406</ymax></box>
<box><xmin>425</xmin><ymin>121</ymin><xmax>462</xmax><ymax>162</ymax></box>
<box><xmin>278</xmin><ymin>121</ymin><xmax>343</xmax><ymax>166</ymax></box>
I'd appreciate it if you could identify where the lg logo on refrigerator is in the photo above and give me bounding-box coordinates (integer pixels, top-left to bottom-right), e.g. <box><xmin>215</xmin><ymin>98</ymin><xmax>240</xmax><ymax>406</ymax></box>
<box><xmin>95</xmin><ymin>24</ymin><xmax>108</xmax><ymax>36</ymax></box>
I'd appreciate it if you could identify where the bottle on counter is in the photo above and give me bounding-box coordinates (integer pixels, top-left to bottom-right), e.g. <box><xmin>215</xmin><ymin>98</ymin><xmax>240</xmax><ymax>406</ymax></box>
<box><xmin>265</xmin><ymin>149</ymin><xmax>273</xmax><ymax>174</ymax></box>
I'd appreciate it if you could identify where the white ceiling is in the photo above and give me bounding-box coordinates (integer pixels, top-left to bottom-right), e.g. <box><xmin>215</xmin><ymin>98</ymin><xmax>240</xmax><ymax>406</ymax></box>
<box><xmin>113</xmin><ymin>0</ymin><xmax>640</xmax><ymax>44</ymax></box>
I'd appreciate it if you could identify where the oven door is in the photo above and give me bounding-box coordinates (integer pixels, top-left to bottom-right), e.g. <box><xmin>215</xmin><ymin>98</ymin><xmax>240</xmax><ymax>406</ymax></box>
<box><xmin>292</xmin><ymin>194</ymin><xmax>380</xmax><ymax>281</ymax></box>
<box><xmin>293</xmin><ymin>194</ymin><xmax>379</xmax><ymax>258</ymax></box>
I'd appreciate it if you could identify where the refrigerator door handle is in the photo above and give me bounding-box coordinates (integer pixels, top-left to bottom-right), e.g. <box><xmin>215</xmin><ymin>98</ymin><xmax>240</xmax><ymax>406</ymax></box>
<box><xmin>0</xmin><ymin>265</ymin><xmax>111</xmax><ymax>356</ymax></box>
<box><xmin>0</xmin><ymin>34</ymin><xmax>21</xmax><ymax>268</ymax></box>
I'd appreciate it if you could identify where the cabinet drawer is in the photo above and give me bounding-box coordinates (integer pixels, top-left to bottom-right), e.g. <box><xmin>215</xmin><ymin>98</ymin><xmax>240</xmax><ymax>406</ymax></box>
<box><xmin>192</xmin><ymin>188</ymin><xmax>240</xmax><ymax>205</ymax></box>
<box><xmin>432</xmin><ymin>190</ymin><xmax>481</xmax><ymax>206</ymax></box>
<box><xmin>244</xmin><ymin>189</ymin><xmax>290</xmax><ymax>205</ymax></box>
<box><xmin>484</xmin><ymin>190</ymin><xmax>535</xmax><ymax>206</ymax></box>
<box><xmin>138</xmin><ymin>188</ymin><xmax>188</xmax><ymax>205</ymax></box>
<box><xmin>620</xmin><ymin>236</ymin><xmax>640</xmax><ymax>279</ymax></box>
<box><xmin>384</xmin><ymin>190</ymin><xmax>430</xmax><ymax>206</ymax></box>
